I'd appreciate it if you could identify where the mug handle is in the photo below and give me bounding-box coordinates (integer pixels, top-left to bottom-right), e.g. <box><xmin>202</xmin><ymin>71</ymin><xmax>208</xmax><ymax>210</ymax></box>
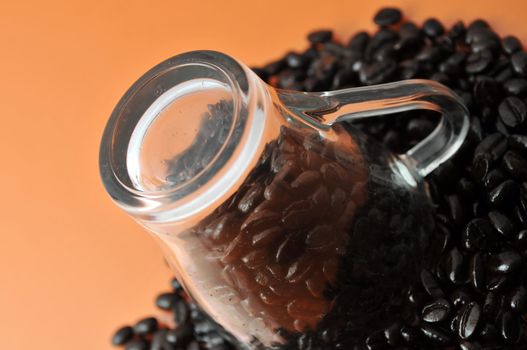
<box><xmin>276</xmin><ymin>79</ymin><xmax>470</xmax><ymax>177</ymax></box>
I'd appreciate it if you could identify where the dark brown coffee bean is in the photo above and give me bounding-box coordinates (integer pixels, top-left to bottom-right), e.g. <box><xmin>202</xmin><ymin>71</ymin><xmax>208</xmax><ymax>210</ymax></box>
<box><xmin>500</xmin><ymin>311</ymin><xmax>521</xmax><ymax>343</ymax></box>
<box><xmin>447</xmin><ymin>247</ymin><xmax>466</xmax><ymax>284</ymax></box>
<box><xmin>462</xmin><ymin>218</ymin><xmax>493</xmax><ymax>252</ymax></box>
<box><xmin>450</xmin><ymin>289</ymin><xmax>472</xmax><ymax>308</ymax></box>
<box><xmin>285</xmin><ymin>255</ymin><xmax>314</xmax><ymax>283</ymax></box>
<box><xmin>509</xmin><ymin>134</ymin><xmax>527</xmax><ymax>155</ymax></box>
<box><xmin>166</xmin><ymin>324</ymin><xmax>193</xmax><ymax>345</ymax></box>
<box><xmin>483</xmin><ymin>169</ymin><xmax>507</xmax><ymax>190</ymax></box>
<box><xmin>469</xmin><ymin>252</ymin><xmax>485</xmax><ymax>291</ymax></box>
<box><xmin>373</xmin><ymin>7</ymin><xmax>402</xmax><ymax>26</ymax></box>
<box><xmin>504</xmin><ymin>78</ymin><xmax>527</xmax><ymax>96</ymax></box>
<box><xmin>422</xmin><ymin>298</ymin><xmax>451</xmax><ymax>323</ymax></box>
<box><xmin>516</xmin><ymin>229</ymin><xmax>527</xmax><ymax>249</ymax></box>
<box><xmin>511</xmin><ymin>51</ymin><xmax>527</xmax><ymax>76</ymax></box>
<box><xmin>423</xmin><ymin>18</ymin><xmax>444</xmax><ymax>37</ymax></box>
<box><xmin>471</xmin><ymin>153</ymin><xmax>493</xmax><ymax>181</ymax></box>
<box><xmin>251</xmin><ymin>227</ymin><xmax>283</xmax><ymax>247</ymax></box>
<box><xmin>282</xmin><ymin>200</ymin><xmax>315</xmax><ymax>230</ymax></box>
<box><xmin>419</xmin><ymin>324</ymin><xmax>453</xmax><ymax>345</ymax></box>
<box><xmin>421</xmin><ymin>269</ymin><xmax>445</xmax><ymax>298</ymax></box>
<box><xmin>502</xmin><ymin>35</ymin><xmax>523</xmax><ymax>55</ymax></box>
<box><xmin>503</xmin><ymin>150</ymin><xmax>527</xmax><ymax>180</ymax></box>
<box><xmin>489</xmin><ymin>250</ymin><xmax>522</xmax><ymax>274</ymax></box>
<box><xmin>459</xmin><ymin>340</ymin><xmax>482</xmax><ymax>350</ymax></box>
<box><xmin>359</xmin><ymin>59</ymin><xmax>397</xmax><ymax>85</ymax></box>
<box><xmin>475</xmin><ymin>133</ymin><xmax>505</xmax><ymax>157</ymax></box>
<box><xmin>305</xmin><ymin>225</ymin><xmax>333</xmax><ymax>249</ymax></box>
<box><xmin>112</xmin><ymin>326</ymin><xmax>134</xmax><ymax>345</ymax></box>
<box><xmin>457</xmin><ymin>302</ymin><xmax>481</xmax><ymax>339</ymax></box>
<box><xmin>509</xmin><ymin>286</ymin><xmax>527</xmax><ymax>313</ymax></box>
<box><xmin>488</xmin><ymin>211</ymin><xmax>515</xmax><ymax>239</ymax></box>
<box><xmin>466</xmin><ymin>49</ymin><xmax>493</xmax><ymax>74</ymax></box>
<box><xmin>307</xmin><ymin>30</ymin><xmax>333</xmax><ymax>44</ymax></box>
<box><xmin>499</xmin><ymin>97</ymin><xmax>527</xmax><ymax>128</ymax></box>
<box><xmin>489</xmin><ymin>180</ymin><xmax>518</xmax><ymax>207</ymax></box>
<box><xmin>125</xmin><ymin>339</ymin><xmax>148</xmax><ymax>350</ymax></box>
<box><xmin>241</xmin><ymin>209</ymin><xmax>280</xmax><ymax>232</ymax></box>
<box><xmin>237</xmin><ymin>183</ymin><xmax>264</xmax><ymax>214</ymax></box>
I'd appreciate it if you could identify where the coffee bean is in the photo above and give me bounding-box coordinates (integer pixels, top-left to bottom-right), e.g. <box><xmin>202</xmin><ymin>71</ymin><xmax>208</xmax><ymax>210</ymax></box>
<box><xmin>156</xmin><ymin>292</ymin><xmax>179</xmax><ymax>311</ymax></box>
<box><xmin>421</xmin><ymin>269</ymin><xmax>445</xmax><ymax>298</ymax></box>
<box><xmin>458</xmin><ymin>302</ymin><xmax>482</xmax><ymax>340</ymax></box>
<box><xmin>509</xmin><ymin>286</ymin><xmax>527</xmax><ymax>314</ymax></box>
<box><xmin>359</xmin><ymin>59</ymin><xmax>397</xmax><ymax>85</ymax></box>
<box><xmin>133</xmin><ymin>317</ymin><xmax>158</xmax><ymax>336</ymax></box>
<box><xmin>475</xmin><ymin>133</ymin><xmax>505</xmax><ymax>157</ymax></box>
<box><xmin>307</xmin><ymin>30</ymin><xmax>333</xmax><ymax>44</ymax></box>
<box><xmin>489</xmin><ymin>180</ymin><xmax>518</xmax><ymax>207</ymax></box>
<box><xmin>500</xmin><ymin>311</ymin><xmax>521</xmax><ymax>343</ymax></box>
<box><xmin>112</xmin><ymin>326</ymin><xmax>134</xmax><ymax>346</ymax></box>
<box><xmin>462</xmin><ymin>218</ymin><xmax>493</xmax><ymax>252</ymax></box>
<box><xmin>419</xmin><ymin>324</ymin><xmax>453</xmax><ymax>345</ymax></box>
<box><xmin>504</xmin><ymin>78</ymin><xmax>527</xmax><ymax>96</ymax></box>
<box><xmin>509</xmin><ymin>134</ymin><xmax>527</xmax><ymax>155</ymax></box>
<box><xmin>124</xmin><ymin>339</ymin><xmax>148</xmax><ymax>350</ymax></box>
<box><xmin>511</xmin><ymin>51</ymin><xmax>527</xmax><ymax>76</ymax></box>
<box><xmin>470</xmin><ymin>252</ymin><xmax>485</xmax><ymax>291</ymax></box>
<box><xmin>174</xmin><ymin>299</ymin><xmax>190</xmax><ymax>325</ymax></box>
<box><xmin>447</xmin><ymin>247</ymin><xmax>467</xmax><ymax>284</ymax></box>
<box><xmin>373</xmin><ymin>7</ymin><xmax>402</xmax><ymax>26</ymax></box>
<box><xmin>504</xmin><ymin>150</ymin><xmax>527</xmax><ymax>180</ymax></box>
<box><xmin>471</xmin><ymin>153</ymin><xmax>493</xmax><ymax>181</ymax></box>
<box><xmin>488</xmin><ymin>211</ymin><xmax>516</xmax><ymax>239</ymax></box>
<box><xmin>517</xmin><ymin>229</ymin><xmax>527</xmax><ymax>249</ymax></box>
<box><xmin>483</xmin><ymin>169</ymin><xmax>506</xmax><ymax>190</ymax></box>
<box><xmin>498</xmin><ymin>97</ymin><xmax>527</xmax><ymax>128</ymax></box>
<box><xmin>423</xmin><ymin>18</ymin><xmax>445</xmax><ymax>37</ymax></box>
<box><xmin>422</xmin><ymin>298</ymin><xmax>451</xmax><ymax>322</ymax></box>
<box><xmin>502</xmin><ymin>36</ymin><xmax>523</xmax><ymax>55</ymax></box>
<box><xmin>488</xmin><ymin>250</ymin><xmax>522</xmax><ymax>274</ymax></box>
<box><xmin>466</xmin><ymin>50</ymin><xmax>494</xmax><ymax>74</ymax></box>
<box><xmin>166</xmin><ymin>324</ymin><xmax>193</xmax><ymax>345</ymax></box>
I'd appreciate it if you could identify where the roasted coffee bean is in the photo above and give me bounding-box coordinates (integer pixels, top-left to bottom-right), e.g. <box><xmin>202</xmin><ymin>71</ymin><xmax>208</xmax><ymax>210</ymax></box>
<box><xmin>166</xmin><ymin>324</ymin><xmax>193</xmax><ymax>345</ymax></box>
<box><xmin>422</xmin><ymin>298</ymin><xmax>451</xmax><ymax>323</ymax></box>
<box><xmin>517</xmin><ymin>229</ymin><xmax>527</xmax><ymax>249</ymax></box>
<box><xmin>483</xmin><ymin>169</ymin><xmax>506</xmax><ymax>190</ymax></box>
<box><xmin>359</xmin><ymin>59</ymin><xmax>397</xmax><ymax>85</ymax></box>
<box><xmin>373</xmin><ymin>7</ymin><xmax>402</xmax><ymax>26</ymax></box>
<box><xmin>466</xmin><ymin>49</ymin><xmax>494</xmax><ymax>74</ymax></box>
<box><xmin>509</xmin><ymin>134</ymin><xmax>527</xmax><ymax>155</ymax></box>
<box><xmin>174</xmin><ymin>299</ymin><xmax>190</xmax><ymax>325</ymax></box>
<box><xmin>421</xmin><ymin>269</ymin><xmax>445</xmax><ymax>298</ymax></box>
<box><xmin>462</xmin><ymin>218</ymin><xmax>493</xmax><ymax>252</ymax></box>
<box><xmin>447</xmin><ymin>194</ymin><xmax>465</xmax><ymax>226</ymax></box>
<box><xmin>502</xmin><ymin>35</ymin><xmax>523</xmax><ymax>55</ymax></box>
<box><xmin>504</xmin><ymin>78</ymin><xmax>527</xmax><ymax>96</ymax></box>
<box><xmin>112</xmin><ymin>326</ymin><xmax>134</xmax><ymax>346</ymax></box>
<box><xmin>151</xmin><ymin>329</ymin><xmax>167</xmax><ymax>350</ymax></box>
<box><xmin>383</xmin><ymin>322</ymin><xmax>402</xmax><ymax>346</ymax></box>
<box><xmin>133</xmin><ymin>317</ymin><xmax>158</xmax><ymax>336</ymax></box>
<box><xmin>488</xmin><ymin>211</ymin><xmax>516</xmax><ymax>239</ymax></box>
<box><xmin>457</xmin><ymin>302</ymin><xmax>482</xmax><ymax>339</ymax></box>
<box><xmin>488</xmin><ymin>179</ymin><xmax>518</xmax><ymax>207</ymax></box>
<box><xmin>488</xmin><ymin>250</ymin><xmax>522</xmax><ymax>274</ymax></box>
<box><xmin>423</xmin><ymin>18</ymin><xmax>444</xmax><ymax>37</ymax></box>
<box><xmin>470</xmin><ymin>252</ymin><xmax>485</xmax><ymax>291</ymax></box>
<box><xmin>511</xmin><ymin>51</ymin><xmax>527</xmax><ymax>76</ymax></box>
<box><xmin>503</xmin><ymin>150</ymin><xmax>527</xmax><ymax>179</ymax></box>
<box><xmin>307</xmin><ymin>30</ymin><xmax>333</xmax><ymax>44</ymax></box>
<box><xmin>475</xmin><ymin>133</ymin><xmax>505</xmax><ymax>157</ymax></box>
<box><xmin>419</xmin><ymin>324</ymin><xmax>453</xmax><ymax>345</ymax></box>
<box><xmin>471</xmin><ymin>153</ymin><xmax>493</xmax><ymax>181</ymax></box>
<box><xmin>499</xmin><ymin>97</ymin><xmax>527</xmax><ymax>128</ymax></box>
<box><xmin>124</xmin><ymin>339</ymin><xmax>148</xmax><ymax>350</ymax></box>
<box><xmin>500</xmin><ymin>311</ymin><xmax>521</xmax><ymax>343</ymax></box>
<box><xmin>447</xmin><ymin>247</ymin><xmax>467</xmax><ymax>284</ymax></box>
<box><xmin>156</xmin><ymin>292</ymin><xmax>179</xmax><ymax>311</ymax></box>
<box><xmin>510</xmin><ymin>286</ymin><xmax>527</xmax><ymax>313</ymax></box>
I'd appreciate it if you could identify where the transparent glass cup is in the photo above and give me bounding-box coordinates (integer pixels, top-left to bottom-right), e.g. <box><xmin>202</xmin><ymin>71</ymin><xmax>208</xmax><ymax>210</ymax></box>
<box><xmin>100</xmin><ymin>51</ymin><xmax>469</xmax><ymax>348</ymax></box>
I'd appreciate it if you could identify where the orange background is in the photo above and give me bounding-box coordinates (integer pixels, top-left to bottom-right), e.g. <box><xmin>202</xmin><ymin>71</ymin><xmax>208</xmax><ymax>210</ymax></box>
<box><xmin>2</xmin><ymin>0</ymin><xmax>527</xmax><ymax>349</ymax></box>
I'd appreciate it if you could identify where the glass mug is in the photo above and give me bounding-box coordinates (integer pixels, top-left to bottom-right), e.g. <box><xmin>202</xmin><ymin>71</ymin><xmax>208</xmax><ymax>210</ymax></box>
<box><xmin>100</xmin><ymin>51</ymin><xmax>469</xmax><ymax>349</ymax></box>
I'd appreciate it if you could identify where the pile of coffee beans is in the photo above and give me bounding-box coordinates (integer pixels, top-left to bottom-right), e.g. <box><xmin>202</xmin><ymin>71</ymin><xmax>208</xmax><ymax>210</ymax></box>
<box><xmin>112</xmin><ymin>7</ymin><xmax>527</xmax><ymax>350</ymax></box>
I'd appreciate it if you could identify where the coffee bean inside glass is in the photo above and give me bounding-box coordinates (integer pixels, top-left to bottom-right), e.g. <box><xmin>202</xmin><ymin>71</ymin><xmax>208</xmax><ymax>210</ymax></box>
<box><xmin>100</xmin><ymin>50</ymin><xmax>469</xmax><ymax>348</ymax></box>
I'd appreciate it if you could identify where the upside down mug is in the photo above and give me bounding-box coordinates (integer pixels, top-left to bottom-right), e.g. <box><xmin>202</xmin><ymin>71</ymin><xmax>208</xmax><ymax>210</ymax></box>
<box><xmin>100</xmin><ymin>51</ymin><xmax>469</xmax><ymax>348</ymax></box>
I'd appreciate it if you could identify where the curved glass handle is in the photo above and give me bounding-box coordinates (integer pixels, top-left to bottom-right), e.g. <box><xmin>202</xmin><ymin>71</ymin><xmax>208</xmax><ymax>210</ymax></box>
<box><xmin>276</xmin><ymin>79</ymin><xmax>470</xmax><ymax>177</ymax></box>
